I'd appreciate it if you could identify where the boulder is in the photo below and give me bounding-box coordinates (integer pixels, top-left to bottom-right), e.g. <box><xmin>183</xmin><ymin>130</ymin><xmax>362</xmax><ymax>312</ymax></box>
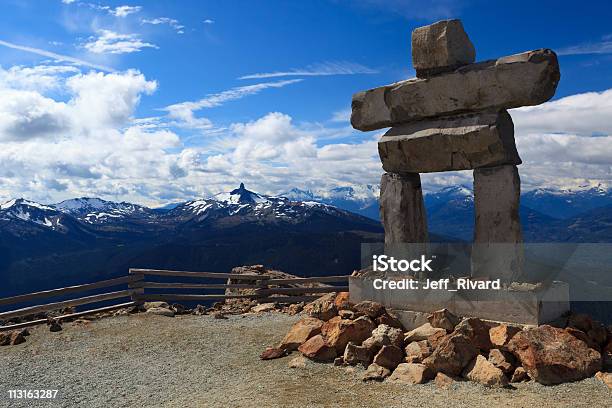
<box><xmin>434</xmin><ymin>372</ymin><xmax>455</xmax><ymax>388</ymax></box>
<box><xmin>146</xmin><ymin>307</ymin><xmax>175</xmax><ymax>317</ymax></box>
<box><xmin>298</xmin><ymin>334</ymin><xmax>336</xmax><ymax>362</ymax></box>
<box><xmin>389</xmin><ymin>363</ymin><xmax>434</xmax><ymax>384</ymax></box>
<box><xmin>405</xmin><ymin>340</ymin><xmax>432</xmax><ymax>363</ymax></box>
<box><xmin>0</xmin><ymin>330</ymin><xmax>26</xmax><ymax>346</ymax></box>
<box><xmin>351</xmin><ymin>49</ymin><xmax>560</xmax><ymax>131</ymax></box>
<box><xmin>472</xmin><ymin>165</ymin><xmax>523</xmax><ymax>283</ymax></box>
<box><xmin>379</xmin><ymin>173</ymin><xmax>428</xmax><ymax>245</ymax></box>
<box><xmin>489</xmin><ymin>324</ymin><xmax>522</xmax><ymax>349</ymax></box>
<box><xmin>370</xmin><ymin>324</ymin><xmax>404</xmax><ymax>348</ymax></box>
<box><xmin>565</xmin><ymin>327</ymin><xmax>600</xmax><ymax>351</ymax></box>
<box><xmin>362</xmin><ymin>363</ymin><xmax>391</xmax><ymax>382</ymax></box>
<box><xmin>427</xmin><ymin>330</ymin><xmax>447</xmax><ymax>350</ymax></box>
<box><xmin>303</xmin><ymin>292</ymin><xmax>337</xmax><ymax>321</ymax></box>
<box><xmin>510</xmin><ymin>366</ymin><xmax>529</xmax><ymax>383</ymax></box>
<box><xmin>405</xmin><ymin>323</ymin><xmax>446</xmax><ymax>343</ymax></box>
<box><xmin>462</xmin><ymin>355</ymin><xmax>508</xmax><ymax>387</ymax></box>
<box><xmin>279</xmin><ymin>317</ymin><xmax>324</xmax><ymax>351</ymax></box>
<box><xmin>352</xmin><ymin>300</ymin><xmax>386</xmax><ymax>319</ymax></box>
<box><xmin>322</xmin><ymin>316</ymin><xmax>375</xmax><ymax>353</ymax></box>
<box><xmin>343</xmin><ymin>342</ymin><xmax>372</xmax><ymax>367</ymax></box>
<box><xmin>373</xmin><ymin>345</ymin><xmax>405</xmax><ymax>370</ymax></box>
<box><xmin>251</xmin><ymin>303</ymin><xmax>276</xmax><ymax>313</ymax></box>
<box><xmin>488</xmin><ymin>348</ymin><xmax>516</xmax><ymax>375</ymax></box>
<box><xmin>260</xmin><ymin>347</ymin><xmax>288</xmax><ymax>360</ymax></box>
<box><xmin>411</xmin><ymin>19</ymin><xmax>475</xmax><ymax>78</ymax></box>
<box><xmin>507</xmin><ymin>325</ymin><xmax>602</xmax><ymax>385</ymax></box>
<box><xmin>143</xmin><ymin>301</ymin><xmax>169</xmax><ymax>310</ymax></box>
<box><xmin>379</xmin><ymin>111</ymin><xmax>521</xmax><ymax>173</ymax></box>
<box><xmin>334</xmin><ymin>292</ymin><xmax>352</xmax><ymax>311</ymax></box>
<box><xmin>452</xmin><ymin>318</ymin><xmax>494</xmax><ymax>351</ymax></box>
<box><xmin>427</xmin><ymin>309</ymin><xmax>460</xmax><ymax>332</ymax></box>
<box><xmin>376</xmin><ymin>312</ymin><xmax>404</xmax><ymax>330</ymax></box>
<box><xmin>595</xmin><ymin>371</ymin><xmax>612</xmax><ymax>389</ymax></box>
<box><xmin>423</xmin><ymin>334</ymin><xmax>479</xmax><ymax>376</ymax></box>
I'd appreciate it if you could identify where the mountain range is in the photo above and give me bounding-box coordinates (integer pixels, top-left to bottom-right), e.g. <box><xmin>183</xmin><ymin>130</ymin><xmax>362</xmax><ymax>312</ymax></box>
<box><xmin>0</xmin><ymin>182</ymin><xmax>610</xmax><ymax>299</ymax></box>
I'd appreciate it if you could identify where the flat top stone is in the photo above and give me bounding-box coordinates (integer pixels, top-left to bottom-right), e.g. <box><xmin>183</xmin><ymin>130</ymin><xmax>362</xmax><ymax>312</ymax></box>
<box><xmin>412</xmin><ymin>19</ymin><xmax>475</xmax><ymax>75</ymax></box>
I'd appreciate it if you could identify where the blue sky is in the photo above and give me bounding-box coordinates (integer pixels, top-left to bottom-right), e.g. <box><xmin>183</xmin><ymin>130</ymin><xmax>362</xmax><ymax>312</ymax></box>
<box><xmin>0</xmin><ymin>0</ymin><xmax>611</xmax><ymax>205</ymax></box>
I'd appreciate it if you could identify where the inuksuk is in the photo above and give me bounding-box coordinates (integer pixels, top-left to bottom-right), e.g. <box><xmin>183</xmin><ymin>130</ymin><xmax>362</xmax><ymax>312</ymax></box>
<box><xmin>349</xmin><ymin>19</ymin><xmax>569</xmax><ymax>326</ymax></box>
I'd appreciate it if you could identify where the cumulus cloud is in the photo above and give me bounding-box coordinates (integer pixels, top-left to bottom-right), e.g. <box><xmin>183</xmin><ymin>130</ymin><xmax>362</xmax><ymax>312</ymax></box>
<box><xmin>83</xmin><ymin>30</ymin><xmax>158</xmax><ymax>54</ymax></box>
<box><xmin>110</xmin><ymin>5</ymin><xmax>142</xmax><ymax>17</ymax></box>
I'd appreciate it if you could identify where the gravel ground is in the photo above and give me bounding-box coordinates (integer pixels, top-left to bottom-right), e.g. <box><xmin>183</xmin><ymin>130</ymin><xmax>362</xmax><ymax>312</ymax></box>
<box><xmin>0</xmin><ymin>313</ymin><xmax>610</xmax><ymax>408</ymax></box>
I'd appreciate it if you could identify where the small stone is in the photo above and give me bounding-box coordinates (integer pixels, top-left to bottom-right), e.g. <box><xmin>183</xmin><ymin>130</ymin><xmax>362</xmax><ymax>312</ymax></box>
<box><xmin>405</xmin><ymin>340</ymin><xmax>432</xmax><ymax>363</ymax></box>
<box><xmin>411</xmin><ymin>19</ymin><xmax>475</xmax><ymax>77</ymax></box>
<box><xmin>212</xmin><ymin>311</ymin><xmax>227</xmax><ymax>319</ymax></box>
<box><xmin>427</xmin><ymin>309</ymin><xmax>460</xmax><ymax>332</ymax></box>
<box><xmin>405</xmin><ymin>323</ymin><xmax>446</xmax><ymax>343</ymax></box>
<box><xmin>279</xmin><ymin>317</ymin><xmax>323</xmax><ymax>351</ymax></box>
<box><xmin>143</xmin><ymin>301</ymin><xmax>170</xmax><ymax>310</ymax></box>
<box><xmin>595</xmin><ymin>371</ymin><xmax>612</xmax><ymax>389</ymax></box>
<box><xmin>389</xmin><ymin>363</ymin><xmax>434</xmax><ymax>384</ymax></box>
<box><xmin>288</xmin><ymin>355</ymin><xmax>307</xmax><ymax>368</ymax></box>
<box><xmin>334</xmin><ymin>357</ymin><xmax>345</xmax><ymax>366</ymax></box>
<box><xmin>352</xmin><ymin>300</ymin><xmax>386</xmax><ymax>319</ymax></box>
<box><xmin>251</xmin><ymin>303</ymin><xmax>276</xmax><ymax>313</ymax></box>
<box><xmin>260</xmin><ymin>347</ymin><xmax>287</xmax><ymax>360</ymax></box>
<box><xmin>287</xmin><ymin>303</ymin><xmax>303</xmax><ymax>316</ymax></box>
<box><xmin>49</xmin><ymin>321</ymin><xmax>63</xmax><ymax>332</ymax></box>
<box><xmin>488</xmin><ymin>348</ymin><xmax>516</xmax><ymax>375</ymax></box>
<box><xmin>434</xmin><ymin>372</ymin><xmax>455</xmax><ymax>388</ymax></box>
<box><xmin>343</xmin><ymin>342</ymin><xmax>372</xmax><ymax>367</ymax></box>
<box><xmin>373</xmin><ymin>345</ymin><xmax>404</xmax><ymax>370</ymax></box>
<box><xmin>510</xmin><ymin>366</ymin><xmax>529</xmax><ymax>383</ymax></box>
<box><xmin>489</xmin><ymin>324</ymin><xmax>522</xmax><ymax>349</ymax></box>
<box><xmin>298</xmin><ymin>334</ymin><xmax>336</xmax><ymax>362</ymax></box>
<box><xmin>462</xmin><ymin>355</ymin><xmax>508</xmax><ymax>387</ymax></box>
<box><xmin>0</xmin><ymin>331</ymin><xmax>26</xmax><ymax>346</ymax></box>
<box><xmin>146</xmin><ymin>307</ymin><xmax>175</xmax><ymax>317</ymax></box>
<box><xmin>362</xmin><ymin>363</ymin><xmax>391</xmax><ymax>382</ymax></box>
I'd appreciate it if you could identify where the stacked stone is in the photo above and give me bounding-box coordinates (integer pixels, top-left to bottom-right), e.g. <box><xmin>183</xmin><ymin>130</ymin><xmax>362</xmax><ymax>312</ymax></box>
<box><xmin>351</xmin><ymin>19</ymin><xmax>560</xmax><ymax>283</ymax></box>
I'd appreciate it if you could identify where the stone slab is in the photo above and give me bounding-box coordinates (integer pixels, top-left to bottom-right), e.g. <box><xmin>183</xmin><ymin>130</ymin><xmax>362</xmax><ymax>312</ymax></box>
<box><xmin>351</xmin><ymin>49</ymin><xmax>560</xmax><ymax>131</ymax></box>
<box><xmin>378</xmin><ymin>110</ymin><xmax>521</xmax><ymax>173</ymax></box>
<box><xmin>412</xmin><ymin>19</ymin><xmax>475</xmax><ymax>77</ymax></box>
<box><xmin>349</xmin><ymin>276</ymin><xmax>570</xmax><ymax>326</ymax></box>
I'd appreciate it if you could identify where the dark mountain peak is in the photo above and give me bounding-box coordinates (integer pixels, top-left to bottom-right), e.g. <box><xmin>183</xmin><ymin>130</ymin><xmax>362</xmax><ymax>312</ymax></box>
<box><xmin>228</xmin><ymin>183</ymin><xmax>260</xmax><ymax>204</ymax></box>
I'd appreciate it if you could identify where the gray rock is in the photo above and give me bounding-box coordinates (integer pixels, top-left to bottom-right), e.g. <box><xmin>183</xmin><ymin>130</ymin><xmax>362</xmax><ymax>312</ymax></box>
<box><xmin>380</xmin><ymin>172</ymin><xmax>428</xmax><ymax>246</ymax></box>
<box><xmin>412</xmin><ymin>19</ymin><xmax>475</xmax><ymax>78</ymax></box>
<box><xmin>146</xmin><ymin>307</ymin><xmax>175</xmax><ymax>317</ymax></box>
<box><xmin>472</xmin><ymin>165</ymin><xmax>523</xmax><ymax>282</ymax></box>
<box><xmin>378</xmin><ymin>110</ymin><xmax>520</xmax><ymax>173</ymax></box>
<box><xmin>343</xmin><ymin>342</ymin><xmax>372</xmax><ymax>367</ymax></box>
<box><xmin>351</xmin><ymin>49</ymin><xmax>560</xmax><ymax>131</ymax></box>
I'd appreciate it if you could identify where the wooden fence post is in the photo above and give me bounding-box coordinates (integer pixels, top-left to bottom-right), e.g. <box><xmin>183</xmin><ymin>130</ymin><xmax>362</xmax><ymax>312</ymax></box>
<box><xmin>128</xmin><ymin>269</ymin><xmax>145</xmax><ymax>306</ymax></box>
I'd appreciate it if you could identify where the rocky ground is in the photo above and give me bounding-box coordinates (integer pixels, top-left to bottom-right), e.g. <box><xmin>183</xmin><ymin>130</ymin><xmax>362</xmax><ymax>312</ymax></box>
<box><xmin>0</xmin><ymin>312</ymin><xmax>610</xmax><ymax>408</ymax></box>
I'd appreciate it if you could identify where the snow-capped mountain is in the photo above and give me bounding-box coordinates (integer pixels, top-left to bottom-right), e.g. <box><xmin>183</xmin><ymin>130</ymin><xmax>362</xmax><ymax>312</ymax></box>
<box><xmin>0</xmin><ymin>198</ymin><xmax>66</xmax><ymax>231</ymax></box>
<box><xmin>521</xmin><ymin>184</ymin><xmax>612</xmax><ymax>219</ymax></box>
<box><xmin>54</xmin><ymin>197</ymin><xmax>156</xmax><ymax>224</ymax></box>
<box><xmin>281</xmin><ymin>185</ymin><xmax>380</xmax><ymax>219</ymax></box>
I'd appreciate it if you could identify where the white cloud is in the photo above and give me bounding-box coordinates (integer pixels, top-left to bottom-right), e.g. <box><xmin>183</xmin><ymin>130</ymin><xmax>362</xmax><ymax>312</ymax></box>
<box><xmin>0</xmin><ymin>39</ymin><xmax>114</xmax><ymax>71</ymax></box>
<box><xmin>203</xmin><ymin>19</ymin><xmax>214</xmax><ymax>24</ymax></box>
<box><xmin>557</xmin><ymin>38</ymin><xmax>612</xmax><ymax>56</ymax></box>
<box><xmin>141</xmin><ymin>17</ymin><xmax>185</xmax><ymax>34</ymax></box>
<box><xmin>110</xmin><ymin>5</ymin><xmax>142</xmax><ymax>18</ymax></box>
<box><xmin>163</xmin><ymin>79</ymin><xmax>303</xmax><ymax>129</ymax></box>
<box><xmin>239</xmin><ymin>61</ymin><xmax>378</xmax><ymax>80</ymax></box>
<box><xmin>330</xmin><ymin>108</ymin><xmax>351</xmax><ymax>123</ymax></box>
<box><xmin>0</xmin><ymin>65</ymin><xmax>79</xmax><ymax>92</ymax></box>
<box><xmin>83</xmin><ymin>29</ymin><xmax>158</xmax><ymax>54</ymax></box>
<box><xmin>61</xmin><ymin>0</ymin><xmax>76</xmax><ymax>4</ymax></box>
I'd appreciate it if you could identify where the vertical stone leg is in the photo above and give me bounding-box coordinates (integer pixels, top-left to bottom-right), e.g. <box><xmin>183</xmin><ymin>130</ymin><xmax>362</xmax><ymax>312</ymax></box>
<box><xmin>472</xmin><ymin>164</ymin><xmax>523</xmax><ymax>283</ymax></box>
<box><xmin>380</xmin><ymin>172</ymin><xmax>429</xmax><ymax>275</ymax></box>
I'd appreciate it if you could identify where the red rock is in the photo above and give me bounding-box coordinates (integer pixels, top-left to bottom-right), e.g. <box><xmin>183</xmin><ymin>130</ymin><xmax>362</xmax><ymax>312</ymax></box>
<box><xmin>334</xmin><ymin>292</ymin><xmax>353</xmax><ymax>311</ymax></box>
<box><xmin>427</xmin><ymin>309</ymin><xmax>460</xmax><ymax>332</ymax></box>
<box><xmin>279</xmin><ymin>317</ymin><xmax>324</xmax><ymax>351</ymax></box>
<box><xmin>507</xmin><ymin>325</ymin><xmax>602</xmax><ymax>385</ymax></box>
<box><xmin>303</xmin><ymin>293</ymin><xmax>338</xmax><ymax>321</ymax></box>
<box><xmin>260</xmin><ymin>347</ymin><xmax>287</xmax><ymax>360</ymax></box>
<box><xmin>453</xmin><ymin>318</ymin><xmax>494</xmax><ymax>351</ymax></box>
<box><xmin>0</xmin><ymin>331</ymin><xmax>26</xmax><ymax>346</ymax></box>
<box><xmin>565</xmin><ymin>327</ymin><xmax>600</xmax><ymax>351</ymax></box>
<box><xmin>405</xmin><ymin>323</ymin><xmax>446</xmax><ymax>343</ymax></box>
<box><xmin>373</xmin><ymin>345</ymin><xmax>404</xmax><ymax>370</ymax></box>
<box><xmin>298</xmin><ymin>334</ymin><xmax>337</xmax><ymax>362</ymax></box>
<box><xmin>510</xmin><ymin>366</ymin><xmax>529</xmax><ymax>383</ymax></box>
<box><xmin>343</xmin><ymin>342</ymin><xmax>372</xmax><ymax>367</ymax></box>
<box><xmin>362</xmin><ymin>363</ymin><xmax>391</xmax><ymax>382</ymax></box>
<box><xmin>595</xmin><ymin>371</ymin><xmax>612</xmax><ymax>389</ymax></box>
<box><xmin>352</xmin><ymin>300</ymin><xmax>386</xmax><ymax>319</ymax></box>
<box><xmin>389</xmin><ymin>363</ymin><xmax>434</xmax><ymax>384</ymax></box>
<box><xmin>488</xmin><ymin>348</ymin><xmax>516</xmax><ymax>375</ymax></box>
<box><xmin>434</xmin><ymin>372</ymin><xmax>455</xmax><ymax>388</ymax></box>
<box><xmin>423</xmin><ymin>334</ymin><xmax>479</xmax><ymax>376</ymax></box>
<box><xmin>489</xmin><ymin>324</ymin><xmax>521</xmax><ymax>349</ymax></box>
<box><xmin>322</xmin><ymin>316</ymin><xmax>375</xmax><ymax>353</ymax></box>
<box><xmin>427</xmin><ymin>330</ymin><xmax>447</xmax><ymax>350</ymax></box>
<box><xmin>404</xmin><ymin>340</ymin><xmax>432</xmax><ymax>363</ymax></box>
<box><xmin>462</xmin><ymin>355</ymin><xmax>508</xmax><ymax>387</ymax></box>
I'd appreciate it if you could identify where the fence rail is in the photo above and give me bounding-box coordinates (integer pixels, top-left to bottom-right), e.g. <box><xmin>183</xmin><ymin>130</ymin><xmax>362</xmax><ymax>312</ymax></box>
<box><xmin>0</xmin><ymin>268</ymin><xmax>350</xmax><ymax>332</ymax></box>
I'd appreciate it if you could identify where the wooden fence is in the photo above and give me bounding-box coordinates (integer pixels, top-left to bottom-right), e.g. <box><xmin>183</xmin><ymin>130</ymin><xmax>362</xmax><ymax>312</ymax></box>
<box><xmin>0</xmin><ymin>268</ymin><xmax>349</xmax><ymax>332</ymax></box>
